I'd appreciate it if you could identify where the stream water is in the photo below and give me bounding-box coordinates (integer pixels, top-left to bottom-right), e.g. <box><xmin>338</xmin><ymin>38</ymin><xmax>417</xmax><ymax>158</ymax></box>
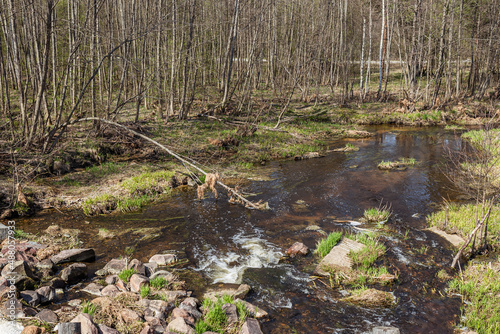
<box><xmin>18</xmin><ymin>126</ymin><xmax>466</xmax><ymax>333</ymax></box>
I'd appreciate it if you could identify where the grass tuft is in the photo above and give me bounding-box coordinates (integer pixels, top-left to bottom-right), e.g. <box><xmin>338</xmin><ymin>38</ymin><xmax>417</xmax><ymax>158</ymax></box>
<box><xmin>81</xmin><ymin>301</ymin><xmax>98</xmax><ymax>316</ymax></box>
<box><xmin>118</xmin><ymin>268</ymin><xmax>137</xmax><ymax>283</ymax></box>
<box><xmin>315</xmin><ymin>232</ymin><xmax>343</xmax><ymax>258</ymax></box>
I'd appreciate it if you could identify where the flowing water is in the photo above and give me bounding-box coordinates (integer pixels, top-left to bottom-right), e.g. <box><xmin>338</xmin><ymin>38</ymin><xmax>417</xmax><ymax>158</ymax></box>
<box><xmin>17</xmin><ymin>127</ymin><xmax>467</xmax><ymax>333</ymax></box>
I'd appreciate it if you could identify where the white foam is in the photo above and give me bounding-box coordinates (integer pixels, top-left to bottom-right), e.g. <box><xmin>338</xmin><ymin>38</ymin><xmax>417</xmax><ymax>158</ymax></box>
<box><xmin>195</xmin><ymin>232</ymin><xmax>283</xmax><ymax>284</ymax></box>
<box><xmin>392</xmin><ymin>246</ymin><xmax>410</xmax><ymax>264</ymax></box>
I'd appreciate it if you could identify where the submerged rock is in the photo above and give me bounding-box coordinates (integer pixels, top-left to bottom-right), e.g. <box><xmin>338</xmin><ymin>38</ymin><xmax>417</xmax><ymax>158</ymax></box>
<box><xmin>294</xmin><ymin>152</ymin><xmax>323</xmax><ymax>160</ymax></box>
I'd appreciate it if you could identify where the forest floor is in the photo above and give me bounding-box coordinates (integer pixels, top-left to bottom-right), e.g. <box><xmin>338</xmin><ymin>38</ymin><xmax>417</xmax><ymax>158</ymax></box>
<box><xmin>0</xmin><ymin>94</ymin><xmax>498</xmax><ymax>218</ymax></box>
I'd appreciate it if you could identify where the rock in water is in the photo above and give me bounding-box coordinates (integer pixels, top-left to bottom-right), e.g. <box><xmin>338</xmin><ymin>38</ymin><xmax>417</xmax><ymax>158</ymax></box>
<box><xmin>314</xmin><ymin>238</ymin><xmax>365</xmax><ymax>276</ymax></box>
<box><xmin>286</xmin><ymin>242</ymin><xmax>309</xmax><ymax>258</ymax></box>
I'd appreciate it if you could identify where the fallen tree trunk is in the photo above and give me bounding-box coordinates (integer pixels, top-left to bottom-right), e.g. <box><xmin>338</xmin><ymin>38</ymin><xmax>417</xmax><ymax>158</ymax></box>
<box><xmin>62</xmin><ymin>117</ymin><xmax>265</xmax><ymax>210</ymax></box>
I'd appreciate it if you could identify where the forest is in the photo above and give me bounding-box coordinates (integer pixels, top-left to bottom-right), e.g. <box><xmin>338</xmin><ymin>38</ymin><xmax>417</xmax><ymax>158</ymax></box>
<box><xmin>0</xmin><ymin>0</ymin><xmax>499</xmax><ymax>150</ymax></box>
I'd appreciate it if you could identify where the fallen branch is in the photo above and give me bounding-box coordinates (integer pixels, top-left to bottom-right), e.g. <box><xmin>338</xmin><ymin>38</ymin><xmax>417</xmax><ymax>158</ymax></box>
<box><xmin>451</xmin><ymin>206</ymin><xmax>492</xmax><ymax>268</ymax></box>
<box><xmin>61</xmin><ymin>117</ymin><xmax>265</xmax><ymax>210</ymax></box>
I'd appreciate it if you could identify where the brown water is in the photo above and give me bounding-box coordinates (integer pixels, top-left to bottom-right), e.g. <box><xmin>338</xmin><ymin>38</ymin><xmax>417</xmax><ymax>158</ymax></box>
<box><xmin>18</xmin><ymin>127</ymin><xmax>466</xmax><ymax>334</ymax></box>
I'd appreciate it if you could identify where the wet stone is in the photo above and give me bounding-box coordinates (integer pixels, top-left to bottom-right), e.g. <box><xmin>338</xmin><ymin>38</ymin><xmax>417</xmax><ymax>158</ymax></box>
<box><xmin>286</xmin><ymin>242</ymin><xmax>309</xmax><ymax>258</ymax></box>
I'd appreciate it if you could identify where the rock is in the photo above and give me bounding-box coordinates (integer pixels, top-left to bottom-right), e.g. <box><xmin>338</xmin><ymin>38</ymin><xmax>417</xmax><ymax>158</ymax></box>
<box><xmin>16</xmin><ymin>277</ymin><xmax>36</xmax><ymax>291</ymax></box>
<box><xmin>71</xmin><ymin>313</ymin><xmax>99</xmax><ymax>334</ymax></box>
<box><xmin>294</xmin><ymin>152</ymin><xmax>322</xmax><ymax>160</ymax></box>
<box><xmin>1</xmin><ymin>298</ymin><xmax>24</xmax><ymax>318</ymax></box>
<box><xmin>105</xmin><ymin>275</ymin><xmax>118</xmax><ymax>285</ymax></box>
<box><xmin>179</xmin><ymin>299</ymin><xmax>202</xmax><ymax>320</ymax></box>
<box><xmin>23</xmin><ymin>306</ymin><xmax>38</xmax><ymax>316</ymax></box>
<box><xmin>83</xmin><ymin>283</ymin><xmax>104</xmax><ymax>296</ymax></box>
<box><xmin>130</xmin><ymin>274</ymin><xmax>149</xmax><ymax>293</ymax></box>
<box><xmin>1</xmin><ymin>260</ymin><xmax>37</xmax><ymax>281</ymax></box>
<box><xmin>98</xmin><ymin>324</ymin><xmax>121</xmax><ymax>334</ymax></box>
<box><xmin>0</xmin><ymin>223</ymin><xmax>9</xmax><ymax>241</ymax></box>
<box><xmin>35</xmin><ymin>259</ymin><xmax>56</xmax><ymax>276</ymax></box>
<box><xmin>49</xmin><ymin>277</ymin><xmax>66</xmax><ymax>289</ymax></box>
<box><xmin>314</xmin><ymin>238</ymin><xmax>366</xmax><ymax>276</ymax></box>
<box><xmin>36</xmin><ymin>286</ymin><xmax>57</xmax><ymax>304</ymax></box>
<box><xmin>68</xmin><ymin>299</ymin><xmax>82</xmax><ymax>307</ymax></box>
<box><xmin>128</xmin><ymin>259</ymin><xmax>146</xmax><ymax>276</ymax></box>
<box><xmin>35</xmin><ymin>309</ymin><xmax>58</xmax><ymax>323</ymax></box>
<box><xmin>20</xmin><ymin>290</ymin><xmax>40</xmax><ymax>307</ymax></box>
<box><xmin>343</xmin><ymin>289</ymin><xmax>395</xmax><ymax>307</ymax></box>
<box><xmin>144</xmin><ymin>262</ymin><xmax>158</xmax><ymax>277</ymax></box>
<box><xmin>115</xmin><ymin>279</ymin><xmax>128</xmax><ymax>292</ymax></box>
<box><xmin>97</xmin><ymin>259</ymin><xmax>127</xmax><ymax>276</ymax></box>
<box><xmin>240</xmin><ymin>318</ymin><xmax>263</xmax><ymax>334</ymax></box>
<box><xmin>166</xmin><ymin>317</ymin><xmax>195</xmax><ymax>334</ymax></box>
<box><xmin>149</xmin><ymin>254</ymin><xmax>177</xmax><ymax>266</ymax></box>
<box><xmin>120</xmin><ymin>308</ymin><xmax>141</xmax><ymax>323</ymax></box>
<box><xmin>140</xmin><ymin>325</ymin><xmax>155</xmax><ymax>334</ymax></box>
<box><xmin>21</xmin><ymin>326</ymin><xmax>45</xmax><ymax>334</ymax></box>
<box><xmin>36</xmin><ymin>246</ymin><xmax>60</xmax><ymax>261</ymax></box>
<box><xmin>0</xmin><ymin>210</ymin><xmax>15</xmax><ymax>221</ymax></box>
<box><xmin>235</xmin><ymin>299</ymin><xmax>268</xmax><ymax>318</ymax></box>
<box><xmin>51</xmin><ymin>248</ymin><xmax>95</xmax><ymax>265</ymax></box>
<box><xmin>428</xmin><ymin>227</ymin><xmax>465</xmax><ymax>248</ymax></box>
<box><xmin>203</xmin><ymin>284</ymin><xmax>251</xmax><ymax>301</ymax></box>
<box><xmin>145</xmin><ymin>317</ymin><xmax>167</xmax><ymax>333</ymax></box>
<box><xmin>101</xmin><ymin>285</ymin><xmax>120</xmax><ymax>297</ymax></box>
<box><xmin>156</xmin><ymin>290</ymin><xmax>188</xmax><ymax>302</ymax></box>
<box><xmin>222</xmin><ymin>303</ymin><xmax>238</xmax><ymax>324</ymax></box>
<box><xmin>286</xmin><ymin>242</ymin><xmax>309</xmax><ymax>258</ymax></box>
<box><xmin>61</xmin><ymin>263</ymin><xmax>87</xmax><ymax>284</ymax></box>
<box><xmin>149</xmin><ymin>270</ymin><xmax>176</xmax><ymax>282</ymax></box>
<box><xmin>171</xmin><ymin>308</ymin><xmax>195</xmax><ymax>325</ymax></box>
<box><xmin>372</xmin><ymin>326</ymin><xmax>400</xmax><ymax>334</ymax></box>
<box><xmin>140</xmin><ymin>299</ymin><xmax>172</xmax><ymax>320</ymax></box>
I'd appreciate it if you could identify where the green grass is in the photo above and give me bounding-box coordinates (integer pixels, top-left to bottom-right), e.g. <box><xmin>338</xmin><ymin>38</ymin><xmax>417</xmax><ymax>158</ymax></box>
<box><xmin>347</xmin><ymin>232</ymin><xmax>386</xmax><ymax>271</ymax></box>
<box><xmin>118</xmin><ymin>268</ymin><xmax>137</xmax><ymax>283</ymax></box>
<box><xmin>196</xmin><ymin>295</ymin><xmax>249</xmax><ymax>333</ymax></box>
<box><xmin>13</xmin><ymin>229</ymin><xmax>29</xmax><ymax>239</ymax></box>
<box><xmin>363</xmin><ymin>207</ymin><xmax>391</xmax><ymax>223</ymax></box>
<box><xmin>448</xmin><ymin>263</ymin><xmax>500</xmax><ymax>333</ymax></box>
<box><xmin>121</xmin><ymin>170</ymin><xmax>176</xmax><ymax>195</ymax></box>
<box><xmin>82</xmin><ymin>194</ymin><xmax>117</xmax><ymax>216</ymax></box>
<box><xmin>377</xmin><ymin>160</ymin><xmax>393</xmax><ymax>169</ymax></box>
<box><xmin>81</xmin><ymin>301</ymin><xmax>98</xmax><ymax>316</ymax></box>
<box><xmin>150</xmin><ymin>276</ymin><xmax>169</xmax><ymax>289</ymax></box>
<box><xmin>86</xmin><ymin>162</ymin><xmax>124</xmax><ymax>178</ymax></box>
<box><xmin>140</xmin><ymin>285</ymin><xmax>150</xmax><ymax>298</ymax></box>
<box><xmin>315</xmin><ymin>232</ymin><xmax>343</xmax><ymax>258</ymax></box>
<box><xmin>200</xmin><ymin>298</ymin><xmax>228</xmax><ymax>333</ymax></box>
<box><xmin>427</xmin><ymin>202</ymin><xmax>500</xmax><ymax>247</ymax></box>
<box><xmin>116</xmin><ymin>195</ymin><xmax>153</xmax><ymax>212</ymax></box>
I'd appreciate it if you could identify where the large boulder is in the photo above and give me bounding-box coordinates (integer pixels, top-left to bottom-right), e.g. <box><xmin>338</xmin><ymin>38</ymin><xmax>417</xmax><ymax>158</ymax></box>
<box><xmin>61</xmin><ymin>263</ymin><xmax>87</xmax><ymax>284</ymax></box>
<box><xmin>50</xmin><ymin>249</ymin><xmax>95</xmax><ymax>265</ymax></box>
